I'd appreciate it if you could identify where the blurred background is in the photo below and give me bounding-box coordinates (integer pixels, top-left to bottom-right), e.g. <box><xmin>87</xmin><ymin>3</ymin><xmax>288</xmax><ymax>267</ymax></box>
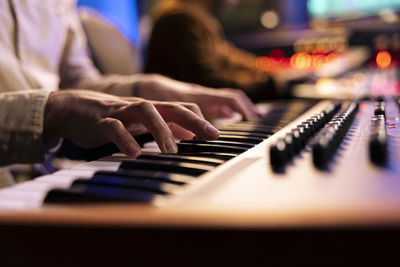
<box><xmin>77</xmin><ymin>0</ymin><xmax>400</xmax><ymax>98</ymax></box>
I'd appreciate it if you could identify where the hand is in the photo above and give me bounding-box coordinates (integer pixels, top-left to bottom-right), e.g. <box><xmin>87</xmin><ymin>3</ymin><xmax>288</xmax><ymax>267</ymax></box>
<box><xmin>136</xmin><ymin>74</ymin><xmax>259</xmax><ymax>120</ymax></box>
<box><xmin>44</xmin><ymin>90</ymin><xmax>220</xmax><ymax>157</ymax></box>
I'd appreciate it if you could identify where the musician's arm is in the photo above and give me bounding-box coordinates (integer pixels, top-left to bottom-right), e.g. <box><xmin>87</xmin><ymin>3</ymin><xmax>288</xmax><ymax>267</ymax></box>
<box><xmin>43</xmin><ymin>90</ymin><xmax>221</xmax><ymax>158</ymax></box>
<box><xmin>57</xmin><ymin>6</ymin><xmax>258</xmax><ymax>120</ymax></box>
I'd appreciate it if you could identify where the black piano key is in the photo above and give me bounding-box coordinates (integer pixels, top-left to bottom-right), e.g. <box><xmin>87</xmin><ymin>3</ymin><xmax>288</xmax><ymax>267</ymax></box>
<box><xmin>119</xmin><ymin>159</ymin><xmax>211</xmax><ymax>176</ymax></box>
<box><xmin>138</xmin><ymin>154</ymin><xmax>223</xmax><ymax>166</ymax></box>
<box><xmin>95</xmin><ymin>170</ymin><xmax>192</xmax><ymax>184</ymax></box>
<box><xmin>44</xmin><ymin>184</ymin><xmax>159</xmax><ymax>204</ymax></box>
<box><xmin>257</xmin><ymin>117</ymin><xmax>288</xmax><ymax>126</ymax></box>
<box><xmin>100</xmin><ymin>153</ymin><xmax>224</xmax><ymax>167</ymax></box>
<box><xmin>219</xmin><ymin>122</ymin><xmax>275</xmax><ymax>129</ymax></box>
<box><xmin>177</xmin><ymin>143</ymin><xmax>247</xmax><ymax>154</ymax></box>
<box><xmin>72</xmin><ymin>176</ymin><xmax>181</xmax><ymax>195</ymax></box>
<box><xmin>217</xmin><ymin>134</ymin><xmax>264</xmax><ymax>144</ymax></box>
<box><xmin>228</xmin><ymin>121</ymin><xmax>277</xmax><ymax>129</ymax></box>
<box><xmin>180</xmin><ymin>139</ymin><xmax>254</xmax><ymax>149</ymax></box>
<box><xmin>218</xmin><ymin>130</ymin><xmax>270</xmax><ymax>138</ymax></box>
<box><xmin>172</xmin><ymin>152</ymin><xmax>237</xmax><ymax>161</ymax></box>
<box><xmin>218</xmin><ymin>125</ymin><xmax>275</xmax><ymax>134</ymax></box>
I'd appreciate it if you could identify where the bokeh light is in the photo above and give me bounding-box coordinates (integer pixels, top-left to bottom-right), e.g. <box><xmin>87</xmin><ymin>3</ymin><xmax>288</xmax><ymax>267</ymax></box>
<box><xmin>376</xmin><ymin>51</ymin><xmax>392</xmax><ymax>69</ymax></box>
<box><xmin>260</xmin><ymin>10</ymin><xmax>279</xmax><ymax>29</ymax></box>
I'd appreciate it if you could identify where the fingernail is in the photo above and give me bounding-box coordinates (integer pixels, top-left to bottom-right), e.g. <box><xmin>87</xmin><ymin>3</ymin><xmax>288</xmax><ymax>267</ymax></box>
<box><xmin>165</xmin><ymin>138</ymin><xmax>178</xmax><ymax>153</ymax></box>
<box><xmin>204</xmin><ymin>123</ymin><xmax>219</xmax><ymax>137</ymax></box>
<box><xmin>127</xmin><ymin>142</ymin><xmax>140</xmax><ymax>157</ymax></box>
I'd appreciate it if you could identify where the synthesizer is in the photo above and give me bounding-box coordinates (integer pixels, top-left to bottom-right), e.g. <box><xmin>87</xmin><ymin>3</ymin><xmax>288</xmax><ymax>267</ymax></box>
<box><xmin>1</xmin><ymin>96</ymin><xmax>400</xmax><ymax>266</ymax></box>
<box><xmin>0</xmin><ymin>96</ymin><xmax>399</xmax><ymax>224</ymax></box>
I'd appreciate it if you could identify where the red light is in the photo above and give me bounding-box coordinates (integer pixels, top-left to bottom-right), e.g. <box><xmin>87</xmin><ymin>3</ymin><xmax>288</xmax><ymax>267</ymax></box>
<box><xmin>269</xmin><ymin>49</ymin><xmax>285</xmax><ymax>58</ymax></box>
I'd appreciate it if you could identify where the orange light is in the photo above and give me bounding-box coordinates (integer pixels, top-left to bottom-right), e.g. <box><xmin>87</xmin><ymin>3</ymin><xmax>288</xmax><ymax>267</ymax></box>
<box><xmin>311</xmin><ymin>54</ymin><xmax>326</xmax><ymax>69</ymax></box>
<box><xmin>256</xmin><ymin>56</ymin><xmax>267</xmax><ymax>71</ymax></box>
<box><xmin>290</xmin><ymin>53</ymin><xmax>298</xmax><ymax>68</ymax></box>
<box><xmin>290</xmin><ymin>52</ymin><xmax>312</xmax><ymax>70</ymax></box>
<box><xmin>325</xmin><ymin>52</ymin><xmax>340</xmax><ymax>63</ymax></box>
<box><xmin>262</xmin><ymin>57</ymin><xmax>273</xmax><ymax>71</ymax></box>
<box><xmin>376</xmin><ymin>51</ymin><xmax>392</xmax><ymax>69</ymax></box>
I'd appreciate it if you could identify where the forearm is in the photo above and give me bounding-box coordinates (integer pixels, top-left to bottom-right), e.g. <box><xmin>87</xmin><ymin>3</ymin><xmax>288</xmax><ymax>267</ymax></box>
<box><xmin>71</xmin><ymin>74</ymin><xmax>145</xmax><ymax>97</ymax></box>
<box><xmin>0</xmin><ymin>90</ymin><xmax>50</xmax><ymax>166</ymax></box>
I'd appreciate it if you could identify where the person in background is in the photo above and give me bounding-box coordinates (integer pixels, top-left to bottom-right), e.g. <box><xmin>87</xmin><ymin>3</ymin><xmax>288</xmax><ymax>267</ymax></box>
<box><xmin>146</xmin><ymin>0</ymin><xmax>280</xmax><ymax>102</ymax></box>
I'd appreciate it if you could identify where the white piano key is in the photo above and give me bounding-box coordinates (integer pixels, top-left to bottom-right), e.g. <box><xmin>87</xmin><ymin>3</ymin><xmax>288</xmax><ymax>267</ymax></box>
<box><xmin>70</xmin><ymin>160</ymin><xmax>120</xmax><ymax>171</ymax></box>
<box><xmin>11</xmin><ymin>180</ymin><xmax>62</xmax><ymax>192</ymax></box>
<box><xmin>52</xmin><ymin>169</ymin><xmax>96</xmax><ymax>177</ymax></box>
<box><xmin>0</xmin><ymin>188</ymin><xmax>45</xmax><ymax>205</ymax></box>
<box><xmin>0</xmin><ymin>162</ymin><xmax>121</xmax><ymax>210</ymax></box>
<box><xmin>0</xmin><ymin>198</ymin><xmax>40</xmax><ymax>209</ymax></box>
<box><xmin>36</xmin><ymin>174</ymin><xmax>89</xmax><ymax>187</ymax></box>
<box><xmin>0</xmin><ymin>174</ymin><xmax>80</xmax><ymax>209</ymax></box>
<box><xmin>143</xmin><ymin>141</ymin><xmax>162</xmax><ymax>153</ymax></box>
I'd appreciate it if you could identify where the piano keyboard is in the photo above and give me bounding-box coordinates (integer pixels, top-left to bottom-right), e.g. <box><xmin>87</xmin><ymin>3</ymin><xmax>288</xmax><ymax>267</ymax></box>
<box><xmin>0</xmin><ymin>97</ymin><xmax>400</xmax><ymax>228</ymax></box>
<box><xmin>0</xmin><ymin>99</ymin><xmax>317</xmax><ymax>208</ymax></box>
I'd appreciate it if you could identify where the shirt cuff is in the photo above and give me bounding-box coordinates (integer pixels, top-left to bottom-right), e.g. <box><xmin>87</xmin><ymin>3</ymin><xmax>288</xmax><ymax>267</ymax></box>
<box><xmin>0</xmin><ymin>90</ymin><xmax>51</xmax><ymax>165</ymax></box>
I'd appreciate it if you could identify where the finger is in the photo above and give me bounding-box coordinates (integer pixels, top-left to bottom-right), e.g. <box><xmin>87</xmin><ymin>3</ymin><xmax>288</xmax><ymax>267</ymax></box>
<box><xmin>126</xmin><ymin>124</ymin><xmax>148</xmax><ymax>135</ymax></box>
<box><xmin>153</xmin><ymin>101</ymin><xmax>205</xmax><ymax>119</ymax></box>
<box><xmin>178</xmin><ymin>103</ymin><xmax>205</xmax><ymax>119</ymax></box>
<box><xmin>226</xmin><ymin>89</ymin><xmax>259</xmax><ymax>118</ymax></box>
<box><xmin>203</xmin><ymin>105</ymin><xmax>233</xmax><ymax>118</ymax></box>
<box><xmin>168</xmin><ymin>123</ymin><xmax>195</xmax><ymax>140</ymax></box>
<box><xmin>96</xmin><ymin>118</ymin><xmax>142</xmax><ymax>158</ymax></box>
<box><xmin>118</xmin><ymin>101</ymin><xmax>178</xmax><ymax>154</ymax></box>
<box><xmin>238</xmin><ymin>92</ymin><xmax>260</xmax><ymax>117</ymax></box>
<box><xmin>155</xmin><ymin>103</ymin><xmax>220</xmax><ymax>140</ymax></box>
<box><xmin>214</xmin><ymin>94</ymin><xmax>254</xmax><ymax>121</ymax></box>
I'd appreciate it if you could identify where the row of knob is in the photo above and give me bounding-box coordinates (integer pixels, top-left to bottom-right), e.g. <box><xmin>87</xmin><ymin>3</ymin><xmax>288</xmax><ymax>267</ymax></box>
<box><xmin>269</xmin><ymin>101</ymin><xmax>342</xmax><ymax>170</ymax></box>
<box><xmin>312</xmin><ymin>102</ymin><xmax>358</xmax><ymax>169</ymax></box>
